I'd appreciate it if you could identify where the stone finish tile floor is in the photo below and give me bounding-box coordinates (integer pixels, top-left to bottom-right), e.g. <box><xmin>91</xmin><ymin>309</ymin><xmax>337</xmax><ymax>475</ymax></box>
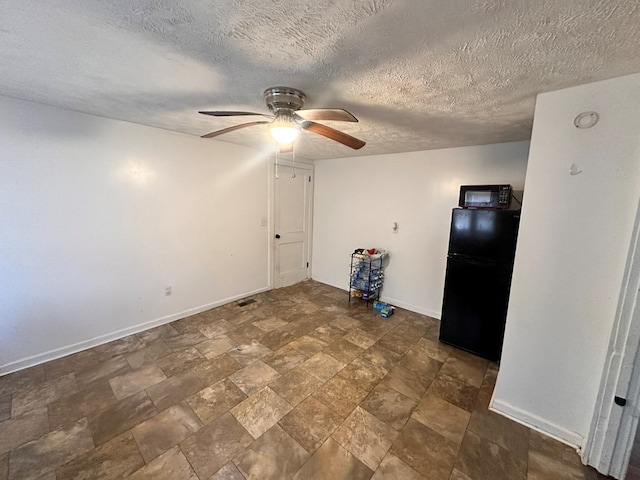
<box><xmin>0</xmin><ymin>280</ymin><xmax>615</xmax><ymax>479</ymax></box>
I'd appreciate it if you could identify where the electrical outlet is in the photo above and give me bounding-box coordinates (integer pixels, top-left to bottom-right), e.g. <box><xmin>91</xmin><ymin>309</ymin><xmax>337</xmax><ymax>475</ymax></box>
<box><xmin>165</xmin><ymin>286</ymin><xmax>172</xmax><ymax>296</ymax></box>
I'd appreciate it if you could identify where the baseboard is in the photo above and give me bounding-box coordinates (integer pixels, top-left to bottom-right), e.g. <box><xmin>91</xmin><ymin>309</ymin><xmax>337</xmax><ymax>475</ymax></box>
<box><xmin>311</xmin><ymin>275</ymin><xmax>348</xmax><ymax>292</ymax></box>
<box><xmin>0</xmin><ymin>286</ymin><xmax>271</xmax><ymax>376</ymax></box>
<box><xmin>379</xmin><ymin>295</ymin><xmax>441</xmax><ymax>320</ymax></box>
<box><xmin>311</xmin><ymin>275</ymin><xmax>441</xmax><ymax>319</ymax></box>
<box><xmin>490</xmin><ymin>397</ymin><xmax>584</xmax><ymax>449</ymax></box>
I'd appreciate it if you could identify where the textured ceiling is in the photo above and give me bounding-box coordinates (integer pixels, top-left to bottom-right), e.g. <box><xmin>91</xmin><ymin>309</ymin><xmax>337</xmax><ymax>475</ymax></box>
<box><xmin>1</xmin><ymin>1</ymin><xmax>639</xmax><ymax>160</ymax></box>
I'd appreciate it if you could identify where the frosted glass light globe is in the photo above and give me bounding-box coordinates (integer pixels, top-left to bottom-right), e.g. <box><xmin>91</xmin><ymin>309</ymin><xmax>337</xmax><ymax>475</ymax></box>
<box><xmin>269</xmin><ymin>125</ymin><xmax>300</xmax><ymax>143</ymax></box>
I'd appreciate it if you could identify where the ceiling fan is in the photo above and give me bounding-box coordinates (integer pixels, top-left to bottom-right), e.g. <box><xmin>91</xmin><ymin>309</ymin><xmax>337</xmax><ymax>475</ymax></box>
<box><xmin>199</xmin><ymin>87</ymin><xmax>366</xmax><ymax>150</ymax></box>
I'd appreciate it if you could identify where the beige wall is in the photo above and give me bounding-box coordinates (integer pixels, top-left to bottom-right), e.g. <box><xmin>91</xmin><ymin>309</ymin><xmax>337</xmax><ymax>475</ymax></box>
<box><xmin>0</xmin><ymin>96</ymin><xmax>271</xmax><ymax>373</ymax></box>
<box><xmin>493</xmin><ymin>73</ymin><xmax>640</xmax><ymax>448</ymax></box>
<box><xmin>311</xmin><ymin>141</ymin><xmax>529</xmax><ymax>317</ymax></box>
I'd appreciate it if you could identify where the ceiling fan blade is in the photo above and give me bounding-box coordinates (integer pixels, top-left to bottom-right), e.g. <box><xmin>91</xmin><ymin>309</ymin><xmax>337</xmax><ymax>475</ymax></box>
<box><xmin>299</xmin><ymin>120</ymin><xmax>366</xmax><ymax>149</ymax></box>
<box><xmin>199</xmin><ymin>111</ymin><xmax>273</xmax><ymax>119</ymax></box>
<box><xmin>294</xmin><ymin>109</ymin><xmax>358</xmax><ymax>122</ymax></box>
<box><xmin>201</xmin><ymin>121</ymin><xmax>270</xmax><ymax>138</ymax></box>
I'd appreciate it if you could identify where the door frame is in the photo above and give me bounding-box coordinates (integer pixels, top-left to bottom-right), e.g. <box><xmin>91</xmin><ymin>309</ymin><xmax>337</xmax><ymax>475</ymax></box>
<box><xmin>584</xmin><ymin>196</ymin><xmax>640</xmax><ymax>478</ymax></box>
<box><xmin>267</xmin><ymin>157</ymin><xmax>314</xmax><ymax>289</ymax></box>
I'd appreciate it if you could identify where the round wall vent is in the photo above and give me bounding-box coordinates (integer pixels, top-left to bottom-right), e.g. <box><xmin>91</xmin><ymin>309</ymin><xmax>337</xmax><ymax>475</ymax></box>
<box><xmin>574</xmin><ymin>111</ymin><xmax>599</xmax><ymax>129</ymax></box>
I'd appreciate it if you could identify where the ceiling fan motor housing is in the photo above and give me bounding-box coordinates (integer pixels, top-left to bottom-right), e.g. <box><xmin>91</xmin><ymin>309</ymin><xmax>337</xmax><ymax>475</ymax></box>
<box><xmin>264</xmin><ymin>87</ymin><xmax>306</xmax><ymax>114</ymax></box>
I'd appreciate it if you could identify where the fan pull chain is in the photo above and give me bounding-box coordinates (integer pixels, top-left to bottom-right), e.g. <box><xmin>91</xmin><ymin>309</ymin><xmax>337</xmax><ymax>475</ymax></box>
<box><xmin>275</xmin><ymin>143</ymin><xmax>279</xmax><ymax>179</ymax></box>
<box><xmin>291</xmin><ymin>143</ymin><xmax>296</xmax><ymax>178</ymax></box>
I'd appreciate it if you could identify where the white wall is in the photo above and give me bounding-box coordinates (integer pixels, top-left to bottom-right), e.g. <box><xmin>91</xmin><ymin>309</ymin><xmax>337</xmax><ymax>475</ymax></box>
<box><xmin>0</xmin><ymin>96</ymin><xmax>270</xmax><ymax>373</ymax></box>
<box><xmin>311</xmin><ymin>142</ymin><xmax>529</xmax><ymax>317</ymax></box>
<box><xmin>492</xmin><ymin>73</ymin><xmax>640</xmax><ymax>448</ymax></box>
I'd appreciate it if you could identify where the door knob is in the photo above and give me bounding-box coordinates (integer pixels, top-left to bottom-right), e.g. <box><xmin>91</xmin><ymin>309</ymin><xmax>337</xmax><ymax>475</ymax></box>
<box><xmin>275</xmin><ymin>234</ymin><xmax>281</xmax><ymax>239</ymax></box>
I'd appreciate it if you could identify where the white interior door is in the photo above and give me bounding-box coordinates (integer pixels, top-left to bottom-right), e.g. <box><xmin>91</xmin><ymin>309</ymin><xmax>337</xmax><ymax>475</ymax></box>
<box><xmin>274</xmin><ymin>164</ymin><xmax>312</xmax><ymax>288</ymax></box>
<box><xmin>584</xmin><ymin>197</ymin><xmax>640</xmax><ymax>478</ymax></box>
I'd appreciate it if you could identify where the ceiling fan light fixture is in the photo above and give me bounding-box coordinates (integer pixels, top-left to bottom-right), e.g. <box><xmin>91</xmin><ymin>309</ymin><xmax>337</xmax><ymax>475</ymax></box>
<box><xmin>269</xmin><ymin>120</ymin><xmax>300</xmax><ymax>143</ymax></box>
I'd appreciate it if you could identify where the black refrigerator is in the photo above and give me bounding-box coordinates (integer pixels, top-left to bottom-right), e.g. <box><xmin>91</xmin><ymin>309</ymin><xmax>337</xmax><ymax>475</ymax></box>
<box><xmin>439</xmin><ymin>208</ymin><xmax>520</xmax><ymax>362</ymax></box>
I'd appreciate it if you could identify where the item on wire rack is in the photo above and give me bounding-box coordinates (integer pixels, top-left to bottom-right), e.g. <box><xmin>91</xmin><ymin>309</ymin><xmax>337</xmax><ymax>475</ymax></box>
<box><xmin>352</xmin><ymin>248</ymin><xmax>387</xmax><ymax>258</ymax></box>
<box><xmin>349</xmin><ymin>248</ymin><xmax>388</xmax><ymax>306</ymax></box>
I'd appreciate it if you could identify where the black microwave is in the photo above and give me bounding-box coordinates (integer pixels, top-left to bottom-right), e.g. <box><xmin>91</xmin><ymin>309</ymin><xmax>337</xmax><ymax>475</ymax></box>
<box><xmin>459</xmin><ymin>184</ymin><xmax>512</xmax><ymax>209</ymax></box>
